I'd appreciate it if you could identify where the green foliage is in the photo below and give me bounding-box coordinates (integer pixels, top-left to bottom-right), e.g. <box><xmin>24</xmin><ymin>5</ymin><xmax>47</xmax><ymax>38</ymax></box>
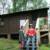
<box><xmin>40</xmin><ymin>44</ymin><xmax>50</xmax><ymax>50</ymax></box>
<box><xmin>13</xmin><ymin>0</ymin><xmax>27</xmax><ymax>12</ymax></box>
<box><xmin>12</xmin><ymin>0</ymin><xmax>47</xmax><ymax>12</ymax></box>
<box><xmin>0</xmin><ymin>0</ymin><xmax>47</xmax><ymax>14</ymax></box>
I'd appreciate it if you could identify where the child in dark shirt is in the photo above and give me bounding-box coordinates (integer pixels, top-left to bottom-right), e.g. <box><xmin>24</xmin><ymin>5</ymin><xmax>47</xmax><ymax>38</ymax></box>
<box><xmin>19</xmin><ymin>26</ymin><xmax>25</xmax><ymax>50</ymax></box>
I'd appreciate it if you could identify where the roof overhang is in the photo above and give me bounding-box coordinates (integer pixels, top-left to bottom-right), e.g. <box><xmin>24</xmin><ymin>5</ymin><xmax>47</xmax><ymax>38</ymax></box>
<box><xmin>0</xmin><ymin>8</ymin><xmax>49</xmax><ymax>17</ymax></box>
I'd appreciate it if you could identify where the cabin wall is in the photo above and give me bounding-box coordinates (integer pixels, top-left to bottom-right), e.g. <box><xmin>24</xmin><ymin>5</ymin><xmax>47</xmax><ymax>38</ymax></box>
<box><xmin>0</xmin><ymin>12</ymin><xmax>48</xmax><ymax>33</ymax></box>
<box><xmin>0</xmin><ymin>16</ymin><xmax>20</xmax><ymax>33</ymax></box>
<box><xmin>0</xmin><ymin>17</ymin><xmax>9</xmax><ymax>34</ymax></box>
<box><xmin>0</xmin><ymin>9</ymin><xmax>48</xmax><ymax>39</ymax></box>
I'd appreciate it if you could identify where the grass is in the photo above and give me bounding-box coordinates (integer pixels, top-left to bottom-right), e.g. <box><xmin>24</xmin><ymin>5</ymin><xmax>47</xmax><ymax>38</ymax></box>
<box><xmin>0</xmin><ymin>38</ymin><xmax>50</xmax><ymax>50</ymax></box>
<box><xmin>39</xmin><ymin>44</ymin><xmax>50</xmax><ymax>50</ymax></box>
<box><xmin>0</xmin><ymin>38</ymin><xmax>19</xmax><ymax>50</ymax></box>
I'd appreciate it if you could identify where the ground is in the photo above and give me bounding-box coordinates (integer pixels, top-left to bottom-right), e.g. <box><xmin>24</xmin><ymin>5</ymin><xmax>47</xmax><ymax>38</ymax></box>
<box><xmin>0</xmin><ymin>38</ymin><xmax>50</xmax><ymax>50</ymax></box>
<box><xmin>39</xmin><ymin>44</ymin><xmax>50</xmax><ymax>50</ymax></box>
<box><xmin>0</xmin><ymin>38</ymin><xmax>19</xmax><ymax>50</ymax></box>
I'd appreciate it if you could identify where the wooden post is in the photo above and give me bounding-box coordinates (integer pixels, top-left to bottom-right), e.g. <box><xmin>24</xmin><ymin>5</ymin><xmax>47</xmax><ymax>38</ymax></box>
<box><xmin>36</xmin><ymin>29</ymin><xmax>40</xmax><ymax>50</ymax></box>
<box><xmin>48</xmin><ymin>29</ymin><xmax>50</xmax><ymax>45</ymax></box>
<box><xmin>48</xmin><ymin>24</ymin><xmax>50</xmax><ymax>45</ymax></box>
<box><xmin>8</xmin><ymin>34</ymin><xmax>11</xmax><ymax>39</ymax></box>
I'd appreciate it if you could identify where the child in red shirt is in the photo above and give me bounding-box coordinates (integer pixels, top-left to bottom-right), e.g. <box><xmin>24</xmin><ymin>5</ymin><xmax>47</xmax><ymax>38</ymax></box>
<box><xmin>26</xmin><ymin>24</ymin><xmax>36</xmax><ymax>50</ymax></box>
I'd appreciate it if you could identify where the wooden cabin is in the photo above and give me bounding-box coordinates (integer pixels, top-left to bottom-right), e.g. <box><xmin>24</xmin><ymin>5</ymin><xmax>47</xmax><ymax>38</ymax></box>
<box><xmin>0</xmin><ymin>8</ymin><xmax>49</xmax><ymax>42</ymax></box>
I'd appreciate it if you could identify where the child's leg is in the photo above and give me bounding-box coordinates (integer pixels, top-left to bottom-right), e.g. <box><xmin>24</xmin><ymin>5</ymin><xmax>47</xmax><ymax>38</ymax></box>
<box><xmin>32</xmin><ymin>36</ymin><xmax>35</xmax><ymax>50</ymax></box>
<box><xmin>26</xmin><ymin>37</ymin><xmax>30</xmax><ymax>50</ymax></box>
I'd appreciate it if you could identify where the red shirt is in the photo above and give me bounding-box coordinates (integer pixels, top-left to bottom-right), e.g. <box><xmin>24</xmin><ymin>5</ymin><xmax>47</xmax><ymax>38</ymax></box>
<box><xmin>27</xmin><ymin>28</ymin><xmax>36</xmax><ymax>36</ymax></box>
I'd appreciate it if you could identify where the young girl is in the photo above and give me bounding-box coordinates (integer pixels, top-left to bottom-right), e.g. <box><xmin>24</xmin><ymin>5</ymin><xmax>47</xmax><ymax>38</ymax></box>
<box><xmin>19</xmin><ymin>26</ymin><xmax>25</xmax><ymax>50</ymax></box>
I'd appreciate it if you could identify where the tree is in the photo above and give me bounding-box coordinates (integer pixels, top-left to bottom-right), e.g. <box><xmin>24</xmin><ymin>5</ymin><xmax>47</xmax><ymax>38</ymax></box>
<box><xmin>35</xmin><ymin>0</ymin><xmax>47</xmax><ymax>8</ymax></box>
<box><xmin>12</xmin><ymin>0</ymin><xmax>47</xmax><ymax>12</ymax></box>
<box><xmin>0</xmin><ymin>0</ymin><xmax>10</xmax><ymax>14</ymax></box>
<box><xmin>0</xmin><ymin>0</ymin><xmax>48</xmax><ymax>14</ymax></box>
<box><xmin>13</xmin><ymin>0</ymin><xmax>27</xmax><ymax>12</ymax></box>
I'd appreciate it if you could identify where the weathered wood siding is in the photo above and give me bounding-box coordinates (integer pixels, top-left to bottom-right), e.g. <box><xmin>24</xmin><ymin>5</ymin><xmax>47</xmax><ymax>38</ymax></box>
<box><xmin>0</xmin><ymin>8</ymin><xmax>48</xmax><ymax>35</ymax></box>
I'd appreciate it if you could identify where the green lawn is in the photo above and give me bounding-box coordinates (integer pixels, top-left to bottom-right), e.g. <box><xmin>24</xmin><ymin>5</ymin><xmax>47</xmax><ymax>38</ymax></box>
<box><xmin>39</xmin><ymin>44</ymin><xmax>50</xmax><ymax>50</ymax></box>
<box><xmin>0</xmin><ymin>38</ymin><xmax>19</xmax><ymax>50</ymax></box>
<box><xmin>0</xmin><ymin>38</ymin><xmax>50</xmax><ymax>50</ymax></box>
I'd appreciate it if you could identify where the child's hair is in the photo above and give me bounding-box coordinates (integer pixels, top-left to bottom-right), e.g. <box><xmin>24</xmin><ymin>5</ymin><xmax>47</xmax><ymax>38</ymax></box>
<box><xmin>29</xmin><ymin>24</ymin><xmax>35</xmax><ymax>28</ymax></box>
<box><xmin>29</xmin><ymin>24</ymin><xmax>32</xmax><ymax>28</ymax></box>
